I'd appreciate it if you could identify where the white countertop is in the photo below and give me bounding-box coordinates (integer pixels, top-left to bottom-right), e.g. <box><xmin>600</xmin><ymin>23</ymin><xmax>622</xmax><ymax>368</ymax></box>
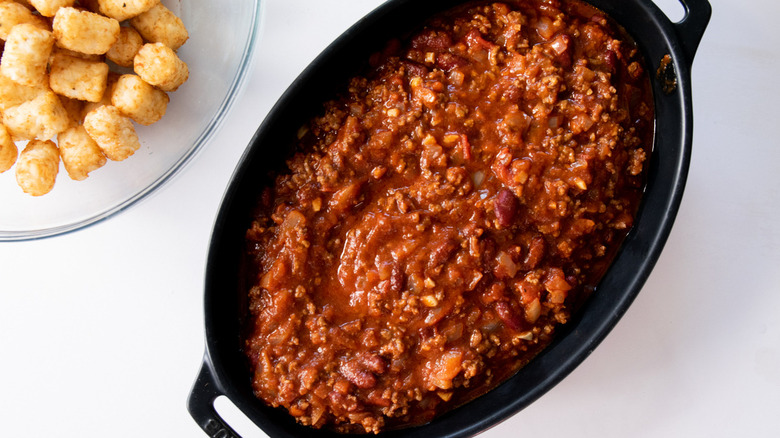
<box><xmin>1</xmin><ymin>0</ymin><xmax>778</xmax><ymax>436</ymax></box>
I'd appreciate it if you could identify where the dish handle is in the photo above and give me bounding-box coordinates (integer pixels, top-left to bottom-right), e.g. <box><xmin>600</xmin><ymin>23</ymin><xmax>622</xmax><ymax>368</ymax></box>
<box><xmin>674</xmin><ymin>0</ymin><xmax>712</xmax><ymax>65</ymax></box>
<box><xmin>187</xmin><ymin>358</ymin><xmax>242</xmax><ymax>438</ymax></box>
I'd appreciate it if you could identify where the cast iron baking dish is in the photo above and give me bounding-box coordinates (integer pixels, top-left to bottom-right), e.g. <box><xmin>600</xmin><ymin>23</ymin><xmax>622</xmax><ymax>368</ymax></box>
<box><xmin>188</xmin><ymin>0</ymin><xmax>711</xmax><ymax>436</ymax></box>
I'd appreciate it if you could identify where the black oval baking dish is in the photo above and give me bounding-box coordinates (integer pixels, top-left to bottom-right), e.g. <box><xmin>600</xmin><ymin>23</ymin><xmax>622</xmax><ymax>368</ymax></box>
<box><xmin>188</xmin><ymin>0</ymin><xmax>711</xmax><ymax>436</ymax></box>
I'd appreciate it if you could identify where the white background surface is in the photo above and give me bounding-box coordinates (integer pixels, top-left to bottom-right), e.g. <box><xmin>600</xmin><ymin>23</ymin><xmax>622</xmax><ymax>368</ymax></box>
<box><xmin>1</xmin><ymin>0</ymin><xmax>778</xmax><ymax>436</ymax></box>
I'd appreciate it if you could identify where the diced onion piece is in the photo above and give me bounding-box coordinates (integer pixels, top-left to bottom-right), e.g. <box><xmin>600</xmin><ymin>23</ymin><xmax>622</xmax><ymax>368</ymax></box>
<box><xmin>472</xmin><ymin>170</ymin><xmax>485</xmax><ymax>186</ymax></box>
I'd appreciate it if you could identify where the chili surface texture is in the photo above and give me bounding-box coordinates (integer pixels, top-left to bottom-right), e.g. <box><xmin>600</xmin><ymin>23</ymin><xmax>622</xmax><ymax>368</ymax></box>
<box><xmin>244</xmin><ymin>0</ymin><xmax>654</xmax><ymax>433</ymax></box>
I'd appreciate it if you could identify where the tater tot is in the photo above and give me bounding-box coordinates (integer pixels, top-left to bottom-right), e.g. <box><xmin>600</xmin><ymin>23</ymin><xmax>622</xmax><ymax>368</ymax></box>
<box><xmin>2</xmin><ymin>90</ymin><xmax>70</xmax><ymax>140</ymax></box>
<box><xmin>97</xmin><ymin>0</ymin><xmax>158</xmax><ymax>21</ymax></box>
<box><xmin>58</xmin><ymin>124</ymin><xmax>107</xmax><ymax>180</ymax></box>
<box><xmin>0</xmin><ymin>122</ymin><xmax>18</xmax><ymax>172</ymax></box>
<box><xmin>133</xmin><ymin>42</ymin><xmax>188</xmax><ymax>92</ymax></box>
<box><xmin>0</xmin><ymin>2</ymin><xmax>49</xmax><ymax>41</ymax></box>
<box><xmin>105</xmin><ymin>26</ymin><xmax>143</xmax><ymax>68</ymax></box>
<box><xmin>49</xmin><ymin>51</ymin><xmax>109</xmax><ymax>102</ymax></box>
<box><xmin>129</xmin><ymin>3</ymin><xmax>188</xmax><ymax>51</ymax></box>
<box><xmin>15</xmin><ymin>139</ymin><xmax>59</xmax><ymax>196</ymax></box>
<box><xmin>0</xmin><ymin>72</ymin><xmax>45</xmax><ymax>111</ymax></box>
<box><xmin>83</xmin><ymin>105</ymin><xmax>140</xmax><ymax>161</ymax></box>
<box><xmin>58</xmin><ymin>94</ymin><xmax>85</xmax><ymax>126</ymax></box>
<box><xmin>29</xmin><ymin>0</ymin><xmax>74</xmax><ymax>17</ymax></box>
<box><xmin>111</xmin><ymin>74</ymin><xmax>168</xmax><ymax>125</ymax></box>
<box><xmin>53</xmin><ymin>7</ymin><xmax>120</xmax><ymax>55</ymax></box>
<box><xmin>0</xmin><ymin>23</ymin><xmax>54</xmax><ymax>87</ymax></box>
<box><xmin>81</xmin><ymin>70</ymin><xmax>119</xmax><ymax>117</ymax></box>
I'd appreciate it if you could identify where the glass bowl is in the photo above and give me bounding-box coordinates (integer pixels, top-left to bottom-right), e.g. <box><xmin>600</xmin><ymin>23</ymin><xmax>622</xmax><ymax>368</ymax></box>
<box><xmin>0</xmin><ymin>0</ymin><xmax>263</xmax><ymax>241</ymax></box>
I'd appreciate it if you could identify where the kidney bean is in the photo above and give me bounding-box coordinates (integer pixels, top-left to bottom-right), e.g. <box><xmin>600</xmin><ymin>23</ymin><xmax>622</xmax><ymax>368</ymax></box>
<box><xmin>428</xmin><ymin>239</ymin><xmax>457</xmax><ymax>270</ymax></box>
<box><xmin>495</xmin><ymin>301</ymin><xmax>523</xmax><ymax>331</ymax></box>
<box><xmin>437</xmin><ymin>53</ymin><xmax>468</xmax><ymax>71</ymax></box>
<box><xmin>494</xmin><ymin>188</ymin><xmax>519</xmax><ymax>228</ymax></box>
<box><xmin>403</xmin><ymin>60</ymin><xmax>429</xmax><ymax>78</ymax></box>
<box><xmin>339</xmin><ymin>359</ymin><xmax>377</xmax><ymax>389</ymax></box>
<box><xmin>357</xmin><ymin>353</ymin><xmax>388</xmax><ymax>375</ymax></box>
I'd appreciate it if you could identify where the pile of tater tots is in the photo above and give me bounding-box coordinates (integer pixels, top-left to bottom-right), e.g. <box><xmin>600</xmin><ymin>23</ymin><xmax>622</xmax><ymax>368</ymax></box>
<box><xmin>0</xmin><ymin>0</ymin><xmax>189</xmax><ymax>196</ymax></box>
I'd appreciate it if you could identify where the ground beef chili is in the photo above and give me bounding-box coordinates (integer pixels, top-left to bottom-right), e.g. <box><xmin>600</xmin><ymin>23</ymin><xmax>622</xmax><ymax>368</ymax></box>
<box><xmin>243</xmin><ymin>0</ymin><xmax>653</xmax><ymax>433</ymax></box>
